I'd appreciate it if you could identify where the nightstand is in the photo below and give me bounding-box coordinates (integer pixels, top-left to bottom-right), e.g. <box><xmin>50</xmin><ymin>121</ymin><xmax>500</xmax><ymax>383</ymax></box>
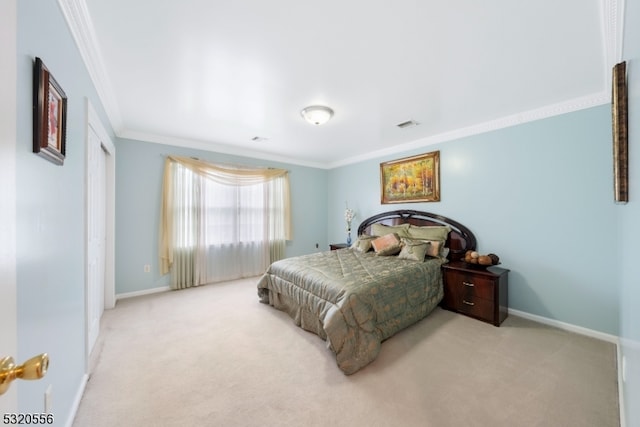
<box><xmin>329</xmin><ymin>243</ymin><xmax>348</xmax><ymax>250</ymax></box>
<box><xmin>441</xmin><ymin>261</ymin><xmax>509</xmax><ymax>326</ymax></box>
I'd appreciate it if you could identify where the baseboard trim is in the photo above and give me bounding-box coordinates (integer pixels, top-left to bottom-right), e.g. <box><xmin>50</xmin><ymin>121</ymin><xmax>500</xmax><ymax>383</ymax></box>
<box><xmin>65</xmin><ymin>373</ymin><xmax>88</xmax><ymax>427</ymax></box>
<box><xmin>508</xmin><ymin>308</ymin><xmax>619</xmax><ymax>344</ymax></box>
<box><xmin>116</xmin><ymin>286</ymin><xmax>171</xmax><ymax>301</ymax></box>
<box><xmin>617</xmin><ymin>340</ymin><xmax>627</xmax><ymax>427</ymax></box>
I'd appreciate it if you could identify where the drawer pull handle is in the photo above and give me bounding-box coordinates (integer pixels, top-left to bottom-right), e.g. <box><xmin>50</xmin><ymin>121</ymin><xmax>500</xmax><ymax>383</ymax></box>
<box><xmin>463</xmin><ymin>300</ymin><xmax>475</xmax><ymax>306</ymax></box>
<box><xmin>463</xmin><ymin>281</ymin><xmax>475</xmax><ymax>287</ymax></box>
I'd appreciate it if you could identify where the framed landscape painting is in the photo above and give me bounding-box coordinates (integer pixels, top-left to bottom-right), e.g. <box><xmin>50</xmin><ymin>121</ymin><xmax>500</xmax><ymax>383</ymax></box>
<box><xmin>380</xmin><ymin>151</ymin><xmax>440</xmax><ymax>204</ymax></box>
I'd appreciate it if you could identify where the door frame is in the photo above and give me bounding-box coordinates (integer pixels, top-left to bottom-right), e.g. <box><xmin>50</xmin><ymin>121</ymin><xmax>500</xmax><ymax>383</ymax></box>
<box><xmin>84</xmin><ymin>99</ymin><xmax>115</xmax><ymax>370</ymax></box>
<box><xmin>0</xmin><ymin>0</ymin><xmax>17</xmax><ymax>413</ymax></box>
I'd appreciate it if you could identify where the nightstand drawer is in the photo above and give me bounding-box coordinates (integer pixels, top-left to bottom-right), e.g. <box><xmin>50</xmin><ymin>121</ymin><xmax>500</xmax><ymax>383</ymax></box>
<box><xmin>457</xmin><ymin>295</ymin><xmax>494</xmax><ymax>321</ymax></box>
<box><xmin>445</xmin><ymin>270</ymin><xmax>495</xmax><ymax>300</ymax></box>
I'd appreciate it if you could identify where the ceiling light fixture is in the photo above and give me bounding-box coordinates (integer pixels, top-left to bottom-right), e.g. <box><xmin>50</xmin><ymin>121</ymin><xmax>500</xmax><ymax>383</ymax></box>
<box><xmin>301</xmin><ymin>105</ymin><xmax>334</xmax><ymax>126</ymax></box>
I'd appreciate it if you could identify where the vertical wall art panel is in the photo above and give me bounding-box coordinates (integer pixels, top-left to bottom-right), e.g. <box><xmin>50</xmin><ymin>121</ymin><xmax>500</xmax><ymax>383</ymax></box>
<box><xmin>612</xmin><ymin>61</ymin><xmax>628</xmax><ymax>203</ymax></box>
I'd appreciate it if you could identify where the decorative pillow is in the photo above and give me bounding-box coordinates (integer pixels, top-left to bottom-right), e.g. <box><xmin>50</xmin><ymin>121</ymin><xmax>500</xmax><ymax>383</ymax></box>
<box><xmin>398</xmin><ymin>238</ymin><xmax>429</xmax><ymax>261</ymax></box>
<box><xmin>371</xmin><ymin>233</ymin><xmax>402</xmax><ymax>256</ymax></box>
<box><xmin>424</xmin><ymin>239</ymin><xmax>443</xmax><ymax>258</ymax></box>
<box><xmin>407</xmin><ymin>225</ymin><xmax>451</xmax><ymax>242</ymax></box>
<box><xmin>350</xmin><ymin>235</ymin><xmax>376</xmax><ymax>252</ymax></box>
<box><xmin>376</xmin><ymin>243</ymin><xmax>402</xmax><ymax>257</ymax></box>
<box><xmin>371</xmin><ymin>223</ymin><xmax>410</xmax><ymax>238</ymax></box>
<box><xmin>441</xmin><ymin>247</ymin><xmax>450</xmax><ymax>259</ymax></box>
<box><xmin>402</xmin><ymin>238</ymin><xmax>447</xmax><ymax>259</ymax></box>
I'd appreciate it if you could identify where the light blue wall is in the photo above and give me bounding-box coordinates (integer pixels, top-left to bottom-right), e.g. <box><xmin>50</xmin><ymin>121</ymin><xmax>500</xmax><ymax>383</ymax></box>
<box><xmin>16</xmin><ymin>1</ymin><xmax>112</xmax><ymax>424</ymax></box>
<box><xmin>328</xmin><ymin>105</ymin><xmax>619</xmax><ymax>335</ymax></box>
<box><xmin>114</xmin><ymin>139</ymin><xmax>328</xmax><ymax>295</ymax></box>
<box><xmin>620</xmin><ymin>0</ymin><xmax>640</xmax><ymax>423</ymax></box>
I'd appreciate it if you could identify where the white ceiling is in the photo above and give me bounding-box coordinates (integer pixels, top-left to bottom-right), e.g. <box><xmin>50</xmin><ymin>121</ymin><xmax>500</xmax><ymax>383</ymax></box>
<box><xmin>65</xmin><ymin>0</ymin><xmax>619</xmax><ymax>168</ymax></box>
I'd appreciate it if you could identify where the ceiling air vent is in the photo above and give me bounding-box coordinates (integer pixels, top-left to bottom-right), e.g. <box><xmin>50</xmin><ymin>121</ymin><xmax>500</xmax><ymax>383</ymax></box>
<box><xmin>396</xmin><ymin>120</ymin><xmax>419</xmax><ymax>129</ymax></box>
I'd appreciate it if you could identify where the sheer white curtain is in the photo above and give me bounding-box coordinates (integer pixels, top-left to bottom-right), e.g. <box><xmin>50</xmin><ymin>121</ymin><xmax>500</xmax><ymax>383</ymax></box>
<box><xmin>169</xmin><ymin>163</ymin><xmax>203</xmax><ymax>288</ymax></box>
<box><xmin>199</xmin><ymin>175</ymin><xmax>270</xmax><ymax>283</ymax></box>
<box><xmin>267</xmin><ymin>176</ymin><xmax>287</xmax><ymax>261</ymax></box>
<box><xmin>160</xmin><ymin>156</ymin><xmax>291</xmax><ymax>290</ymax></box>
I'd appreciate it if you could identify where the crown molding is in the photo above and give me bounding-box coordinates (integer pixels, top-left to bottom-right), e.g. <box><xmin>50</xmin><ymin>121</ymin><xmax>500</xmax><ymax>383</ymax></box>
<box><xmin>119</xmin><ymin>92</ymin><xmax>609</xmax><ymax>171</ymax></box>
<box><xmin>118</xmin><ymin>129</ymin><xmax>328</xmax><ymax>170</ymax></box>
<box><xmin>601</xmin><ymin>0</ymin><xmax>626</xmax><ymax>90</ymax></box>
<box><xmin>328</xmin><ymin>92</ymin><xmax>610</xmax><ymax>169</ymax></box>
<box><xmin>57</xmin><ymin>0</ymin><xmax>123</xmax><ymax>132</ymax></box>
<box><xmin>603</xmin><ymin>0</ymin><xmax>625</xmax><ymax>66</ymax></box>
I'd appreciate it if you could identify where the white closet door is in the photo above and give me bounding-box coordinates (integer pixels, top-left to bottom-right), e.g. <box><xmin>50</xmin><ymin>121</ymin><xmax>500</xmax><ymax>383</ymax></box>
<box><xmin>87</xmin><ymin>125</ymin><xmax>106</xmax><ymax>356</ymax></box>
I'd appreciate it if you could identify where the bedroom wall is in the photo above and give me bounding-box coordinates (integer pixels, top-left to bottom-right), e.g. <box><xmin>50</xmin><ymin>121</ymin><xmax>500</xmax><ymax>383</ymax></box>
<box><xmin>327</xmin><ymin>105</ymin><xmax>620</xmax><ymax>336</ymax></box>
<box><xmin>114</xmin><ymin>138</ymin><xmax>328</xmax><ymax>295</ymax></box>
<box><xmin>16</xmin><ymin>0</ymin><xmax>113</xmax><ymax>424</ymax></box>
<box><xmin>619</xmin><ymin>0</ymin><xmax>640</xmax><ymax>423</ymax></box>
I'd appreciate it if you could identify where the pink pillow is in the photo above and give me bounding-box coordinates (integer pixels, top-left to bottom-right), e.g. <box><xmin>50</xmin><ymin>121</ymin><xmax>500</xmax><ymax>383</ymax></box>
<box><xmin>371</xmin><ymin>233</ymin><xmax>402</xmax><ymax>256</ymax></box>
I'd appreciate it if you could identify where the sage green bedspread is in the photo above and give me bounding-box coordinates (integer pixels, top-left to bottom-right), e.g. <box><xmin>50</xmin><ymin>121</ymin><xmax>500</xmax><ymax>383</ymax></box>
<box><xmin>257</xmin><ymin>248</ymin><xmax>445</xmax><ymax>374</ymax></box>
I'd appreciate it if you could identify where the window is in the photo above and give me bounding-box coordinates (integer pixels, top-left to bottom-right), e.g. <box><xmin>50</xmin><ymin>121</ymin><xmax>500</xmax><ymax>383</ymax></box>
<box><xmin>201</xmin><ymin>176</ymin><xmax>266</xmax><ymax>246</ymax></box>
<box><xmin>160</xmin><ymin>157</ymin><xmax>290</xmax><ymax>289</ymax></box>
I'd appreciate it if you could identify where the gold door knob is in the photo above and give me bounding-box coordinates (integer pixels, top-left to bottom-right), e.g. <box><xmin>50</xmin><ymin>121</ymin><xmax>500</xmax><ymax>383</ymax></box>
<box><xmin>0</xmin><ymin>353</ymin><xmax>49</xmax><ymax>396</ymax></box>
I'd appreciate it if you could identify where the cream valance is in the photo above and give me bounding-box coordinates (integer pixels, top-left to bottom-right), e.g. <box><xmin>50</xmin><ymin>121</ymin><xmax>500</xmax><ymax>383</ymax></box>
<box><xmin>167</xmin><ymin>155</ymin><xmax>289</xmax><ymax>185</ymax></box>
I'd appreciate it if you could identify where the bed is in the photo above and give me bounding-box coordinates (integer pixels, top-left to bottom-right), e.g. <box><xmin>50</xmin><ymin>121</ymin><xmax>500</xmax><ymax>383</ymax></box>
<box><xmin>256</xmin><ymin>209</ymin><xmax>476</xmax><ymax>374</ymax></box>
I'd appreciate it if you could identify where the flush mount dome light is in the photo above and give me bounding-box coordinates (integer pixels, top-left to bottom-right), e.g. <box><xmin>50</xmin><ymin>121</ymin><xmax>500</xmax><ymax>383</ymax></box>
<box><xmin>301</xmin><ymin>105</ymin><xmax>334</xmax><ymax>125</ymax></box>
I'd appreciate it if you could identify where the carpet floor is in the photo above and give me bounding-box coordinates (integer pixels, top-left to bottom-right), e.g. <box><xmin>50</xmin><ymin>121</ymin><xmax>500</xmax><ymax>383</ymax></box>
<box><xmin>72</xmin><ymin>277</ymin><xmax>620</xmax><ymax>427</ymax></box>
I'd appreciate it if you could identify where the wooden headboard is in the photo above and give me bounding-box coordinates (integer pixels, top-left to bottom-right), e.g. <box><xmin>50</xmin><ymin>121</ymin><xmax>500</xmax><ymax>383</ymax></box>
<box><xmin>357</xmin><ymin>209</ymin><xmax>476</xmax><ymax>261</ymax></box>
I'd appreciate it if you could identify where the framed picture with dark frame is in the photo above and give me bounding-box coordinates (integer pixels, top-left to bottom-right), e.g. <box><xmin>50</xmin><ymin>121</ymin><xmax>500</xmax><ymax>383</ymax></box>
<box><xmin>612</xmin><ymin>61</ymin><xmax>628</xmax><ymax>204</ymax></box>
<box><xmin>33</xmin><ymin>57</ymin><xmax>67</xmax><ymax>165</ymax></box>
<box><xmin>380</xmin><ymin>150</ymin><xmax>440</xmax><ymax>204</ymax></box>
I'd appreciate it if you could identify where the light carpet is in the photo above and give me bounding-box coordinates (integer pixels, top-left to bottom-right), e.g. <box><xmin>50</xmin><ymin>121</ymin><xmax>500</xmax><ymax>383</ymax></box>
<box><xmin>72</xmin><ymin>277</ymin><xmax>620</xmax><ymax>427</ymax></box>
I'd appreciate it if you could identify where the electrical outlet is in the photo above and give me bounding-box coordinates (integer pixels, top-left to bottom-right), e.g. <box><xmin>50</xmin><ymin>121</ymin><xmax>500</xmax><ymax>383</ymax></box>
<box><xmin>144</xmin><ymin>264</ymin><xmax>151</xmax><ymax>273</ymax></box>
<box><xmin>315</xmin><ymin>243</ymin><xmax>319</xmax><ymax>249</ymax></box>
<box><xmin>44</xmin><ymin>384</ymin><xmax>52</xmax><ymax>414</ymax></box>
